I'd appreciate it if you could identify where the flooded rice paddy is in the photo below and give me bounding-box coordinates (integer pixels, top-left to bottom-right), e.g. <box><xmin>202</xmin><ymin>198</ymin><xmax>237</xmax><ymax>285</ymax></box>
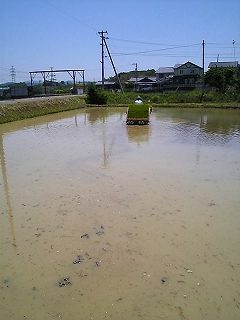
<box><xmin>0</xmin><ymin>107</ymin><xmax>240</xmax><ymax>320</ymax></box>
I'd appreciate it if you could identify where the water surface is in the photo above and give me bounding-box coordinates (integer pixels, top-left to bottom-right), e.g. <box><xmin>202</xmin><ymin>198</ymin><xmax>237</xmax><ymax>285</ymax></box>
<box><xmin>1</xmin><ymin>107</ymin><xmax>240</xmax><ymax>320</ymax></box>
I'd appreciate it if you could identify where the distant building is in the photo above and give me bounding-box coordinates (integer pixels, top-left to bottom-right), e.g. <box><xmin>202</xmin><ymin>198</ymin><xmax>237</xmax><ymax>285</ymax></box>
<box><xmin>170</xmin><ymin>61</ymin><xmax>203</xmax><ymax>91</ymax></box>
<box><xmin>95</xmin><ymin>81</ymin><xmax>120</xmax><ymax>92</ymax></box>
<box><xmin>74</xmin><ymin>86</ymin><xmax>85</xmax><ymax>95</ymax></box>
<box><xmin>125</xmin><ymin>76</ymin><xmax>156</xmax><ymax>92</ymax></box>
<box><xmin>174</xmin><ymin>61</ymin><xmax>203</xmax><ymax>78</ymax></box>
<box><xmin>125</xmin><ymin>61</ymin><xmax>204</xmax><ymax>93</ymax></box>
<box><xmin>10</xmin><ymin>86</ymin><xmax>28</xmax><ymax>98</ymax></box>
<box><xmin>208</xmin><ymin>61</ymin><xmax>239</xmax><ymax>70</ymax></box>
<box><xmin>155</xmin><ymin>67</ymin><xmax>174</xmax><ymax>81</ymax></box>
<box><xmin>158</xmin><ymin>61</ymin><xmax>203</xmax><ymax>92</ymax></box>
<box><xmin>0</xmin><ymin>86</ymin><xmax>10</xmax><ymax>99</ymax></box>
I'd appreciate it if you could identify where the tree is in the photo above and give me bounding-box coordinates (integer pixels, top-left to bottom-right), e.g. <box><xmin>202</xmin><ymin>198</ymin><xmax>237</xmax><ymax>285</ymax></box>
<box><xmin>9</xmin><ymin>82</ymin><xmax>27</xmax><ymax>88</ymax></box>
<box><xmin>224</xmin><ymin>67</ymin><xmax>236</xmax><ymax>88</ymax></box>
<box><xmin>85</xmin><ymin>83</ymin><xmax>107</xmax><ymax>105</ymax></box>
<box><xmin>235</xmin><ymin>70</ymin><xmax>240</xmax><ymax>91</ymax></box>
<box><xmin>31</xmin><ymin>84</ymin><xmax>43</xmax><ymax>95</ymax></box>
<box><xmin>205</xmin><ymin>66</ymin><xmax>238</xmax><ymax>92</ymax></box>
<box><xmin>125</xmin><ymin>81</ymin><xmax>134</xmax><ymax>89</ymax></box>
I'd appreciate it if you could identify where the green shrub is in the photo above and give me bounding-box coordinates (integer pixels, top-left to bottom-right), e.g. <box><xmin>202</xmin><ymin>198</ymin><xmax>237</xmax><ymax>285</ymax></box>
<box><xmin>87</xmin><ymin>88</ymin><xmax>240</xmax><ymax>105</ymax></box>
<box><xmin>85</xmin><ymin>83</ymin><xmax>107</xmax><ymax>105</ymax></box>
<box><xmin>55</xmin><ymin>90</ymin><xmax>64</xmax><ymax>94</ymax></box>
<box><xmin>151</xmin><ymin>95</ymin><xmax>159</xmax><ymax>103</ymax></box>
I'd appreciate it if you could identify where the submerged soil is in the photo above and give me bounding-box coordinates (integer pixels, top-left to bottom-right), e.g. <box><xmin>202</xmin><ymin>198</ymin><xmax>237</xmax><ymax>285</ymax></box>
<box><xmin>0</xmin><ymin>107</ymin><xmax>240</xmax><ymax>320</ymax></box>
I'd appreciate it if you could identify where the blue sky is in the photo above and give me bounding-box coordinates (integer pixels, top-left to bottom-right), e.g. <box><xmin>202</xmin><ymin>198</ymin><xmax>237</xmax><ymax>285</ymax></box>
<box><xmin>1</xmin><ymin>0</ymin><xmax>239</xmax><ymax>83</ymax></box>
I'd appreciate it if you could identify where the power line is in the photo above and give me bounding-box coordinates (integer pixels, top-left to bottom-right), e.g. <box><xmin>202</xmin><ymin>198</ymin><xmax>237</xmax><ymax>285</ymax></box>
<box><xmin>14</xmin><ymin>69</ymin><xmax>29</xmax><ymax>75</ymax></box>
<box><xmin>40</xmin><ymin>0</ymin><xmax>97</xmax><ymax>31</ymax></box>
<box><xmin>111</xmin><ymin>37</ymin><xmax>202</xmax><ymax>48</ymax></box>
<box><xmin>111</xmin><ymin>38</ymin><xmax>240</xmax><ymax>48</ymax></box>
<box><xmin>111</xmin><ymin>43</ymin><xmax>201</xmax><ymax>56</ymax></box>
<box><xmin>110</xmin><ymin>38</ymin><xmax>239</xmax><ymax>58</ymax></box>
<box><xmin>206</xmin><ymin>42</ymin><xmax>240</xmax><ymax>46</ymax></box>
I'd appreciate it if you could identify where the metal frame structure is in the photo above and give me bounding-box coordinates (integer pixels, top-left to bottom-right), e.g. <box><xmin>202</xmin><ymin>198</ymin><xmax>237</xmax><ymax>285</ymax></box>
<box><xmin>29</xmin><ymin>69</ymin><xmax>85</xmax><ymax>94</ymax></box>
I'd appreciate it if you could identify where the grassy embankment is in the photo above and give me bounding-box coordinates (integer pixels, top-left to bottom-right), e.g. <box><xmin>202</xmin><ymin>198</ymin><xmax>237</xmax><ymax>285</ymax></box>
<box><xmin>0</xmin><ymin>96</ymin><xmax>86</xmax><ymax>124</ymax></box>
<box><xmin>1</xmin><ymin>91</ymin><xmax>240</xmax><ymax>124</ymax></box>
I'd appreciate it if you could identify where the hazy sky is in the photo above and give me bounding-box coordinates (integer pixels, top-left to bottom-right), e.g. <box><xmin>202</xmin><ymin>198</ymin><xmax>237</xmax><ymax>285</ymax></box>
<box><xmin>1</xmin><ymin>0</ymin><xmax>239</xmax><ymax>83</ymax></box>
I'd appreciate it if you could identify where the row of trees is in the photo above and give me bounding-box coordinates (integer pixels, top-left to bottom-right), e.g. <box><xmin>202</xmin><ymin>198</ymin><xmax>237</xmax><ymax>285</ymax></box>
<box><xmin>204</xmin><ymin>66</ymin><xmax>240</xmax><ymax>92</ymax></box>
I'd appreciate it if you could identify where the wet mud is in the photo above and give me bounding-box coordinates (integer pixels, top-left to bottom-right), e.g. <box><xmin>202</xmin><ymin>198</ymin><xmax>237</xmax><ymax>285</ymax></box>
<box><xmin>0</xmin><ymin>107</ymin><xmax>240</xmax><ymax>319</ymax></box>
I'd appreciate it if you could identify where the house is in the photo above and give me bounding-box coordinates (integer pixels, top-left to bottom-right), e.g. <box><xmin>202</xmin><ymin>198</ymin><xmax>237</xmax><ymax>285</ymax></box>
<box><xmin>155</xmin><ymin>67</ymin><xmax>174</xmax><ymax>81</ymax></box>
<box><xmin>125</xmin><ymin>76</ymin><xmax>156</xmax><ymax>91</ymax></box>
<box><xmin>208</xmin><ymin>61</ymin><xmax>239</xmax><ymax>70</ymax></box>
<box><xmin>174</xmin><ymin>61</ymin><xmax>203</xmax><ymax>81</ymax></box>
<box><xmin>125</xmin><ymin>61</ymin><xmax>203</xmax><ymax>92</ymax></box>
<box><xmin>95</xmin><ymin>81</ymin><xmax>120</xmax><ymax>92</ymax></box>
<box><xmin>167</xmin><ymin>61</ymin><xmax>203</xmax><ymax>91</ymax></box>
<box><xmin>155</xmin><ymin>67</ymin><xmax>174</xmax><ymax>92</ymax></box>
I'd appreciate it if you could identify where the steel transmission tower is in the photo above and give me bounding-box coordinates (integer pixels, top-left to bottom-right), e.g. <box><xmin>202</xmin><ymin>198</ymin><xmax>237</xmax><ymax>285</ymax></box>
<box><xmin>10</xmin><ymin>66</ymin><xmax>16</xmax><ymax>83</ymax></box>
<box><xmin>50</xmin><ymin>67</ymin><xmax>56</xmax><ymax>83</ymax></box>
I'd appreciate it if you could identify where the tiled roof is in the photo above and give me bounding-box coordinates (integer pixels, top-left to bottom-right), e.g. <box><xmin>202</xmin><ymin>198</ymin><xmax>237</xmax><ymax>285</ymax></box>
<box><xmin>156</xmin><ymin>67</ymin><xmax>174</xmax><ymax>74</ymax></box>
<box><xmin>174</xmin><ymin>61</ymin><xmax>202</xmax><ymax>69</ymax></box>
<box><xmin>95</xmin><ymin>81</ymin><xmax>116</xmax><ymax>85</ymax></box>
<box><xmin>208</xmin><ymin>61</ymin><xmax>238</xmax><ymax>68</ymax></box>
<box><xmin>127</xmin><ymin>76</ymin><xmax>156</xmax><ymax>82</ymax></box>
<box><xmin>173</xmin><ymin>64</ymin><xmax>182</xmax><ymax>69</ymax></box>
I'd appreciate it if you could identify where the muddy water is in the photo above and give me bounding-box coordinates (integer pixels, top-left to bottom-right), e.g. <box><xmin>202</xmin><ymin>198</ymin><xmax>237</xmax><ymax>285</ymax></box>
<box><xmin>0</xmin><ymin>107</ymin><xmax>240</xmax><ymax>320</ymax></box>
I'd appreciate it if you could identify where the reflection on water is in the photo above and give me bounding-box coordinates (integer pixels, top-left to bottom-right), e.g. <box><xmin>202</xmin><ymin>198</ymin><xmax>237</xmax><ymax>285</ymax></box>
<box><xmin>0</xmin><ymin>107</ymin><xmax>240</xmax><ymax>320</ymax></box>
<box><xmin>0</xmin><ymin>138</ymin><xmax>16</xmax><ymax>251</ymax></box>
<box><xmin>154</xmin><ymin>108</ymin><xmax>240</xmax><ymax>145</ymax></box>
<box><xmin>126</xmin><ymin>125</ymin><xmax>151</xmax><ymax>145</ymax></box>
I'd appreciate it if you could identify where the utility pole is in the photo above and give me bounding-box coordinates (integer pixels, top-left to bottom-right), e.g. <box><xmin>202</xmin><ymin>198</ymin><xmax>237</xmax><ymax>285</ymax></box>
<box><xmin>132</xmin><ymin>63</ymin><xmax>138</xmax><ymax>92</ymax></box>
<box><xmin>103</xmin><ymin>37</ymin><xmax>124</xmax><ymax>93</ymax></box>
<box><xmin>202</xmin><ymin>40</ymin><xmax>205</xmax><ymax>96</ymax></box>
<box><xmin>98</xmin><ymin>30</ymin><xmax>108</xmax><ymax>89</ymax></box>
<box><xmin>10</xmin><ymin>66</ymin><xmax>16</xmax><ymax>83</ymax></box>
<box><xmin>233</xmin><ymin>40</ymin><xmax>236</xmax><ymax>61</ymax></box>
